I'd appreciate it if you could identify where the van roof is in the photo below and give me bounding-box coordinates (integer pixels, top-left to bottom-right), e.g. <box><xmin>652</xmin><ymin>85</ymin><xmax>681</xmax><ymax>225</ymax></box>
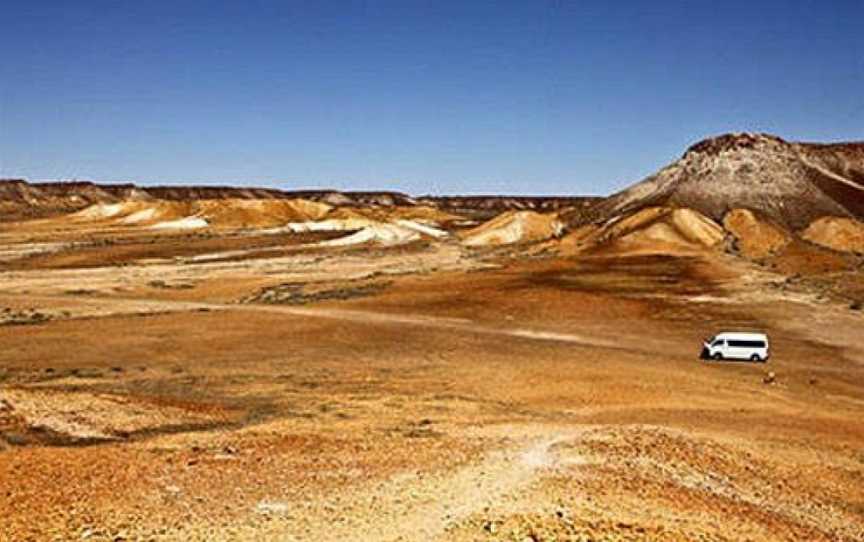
<box><xmin>715</xmin><ymin>332</ymin><xmax>768</xmax><ymax>339</ymax></box>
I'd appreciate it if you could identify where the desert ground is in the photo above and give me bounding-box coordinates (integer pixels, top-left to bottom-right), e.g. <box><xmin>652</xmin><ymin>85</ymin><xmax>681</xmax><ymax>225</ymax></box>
<box><xmin>2</xmin><ymin>134</ymin><xmax>864</xmax><ymax>541</ymax></box>
<box><xmin>1</xmin><ymin>210</ymin><xmax>863</xmax><ymax>542</ymax></box>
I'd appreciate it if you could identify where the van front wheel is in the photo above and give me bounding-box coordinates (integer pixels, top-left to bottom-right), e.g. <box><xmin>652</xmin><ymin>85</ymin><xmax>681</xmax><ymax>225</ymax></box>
<box><xmin>712</xmin><ymin>353</ymin><xmax>723</xmax><ymax>361</ymax></box>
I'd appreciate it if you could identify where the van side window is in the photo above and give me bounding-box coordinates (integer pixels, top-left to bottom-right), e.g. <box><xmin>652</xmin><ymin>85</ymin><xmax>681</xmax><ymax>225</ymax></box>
<box><xmin>728</xmin><ymin>340</ymin><xmax>766</xmax><ymax>348</ymax></box>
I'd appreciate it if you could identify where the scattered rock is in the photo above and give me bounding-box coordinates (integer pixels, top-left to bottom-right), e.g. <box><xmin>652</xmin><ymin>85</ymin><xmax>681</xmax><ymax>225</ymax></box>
<box><xmin>148</xmin><ymin>280</ymin><xmax>195</xmax><ymax>290</ymax></box>
<box><xmin>256</xmin><ymin>501</ymin><xmax>290</xmax><ymax>515</ymax></box>
<box><xmin>245</xmin><ymin>280</ymin><xmax>392</xmax><ymax>305</ymax></box>
<box><xmin>763</xmin><ymin>372</ymin><xmax>776</xmax><ymax>385</ymax></box>
<box><xmin>3</xmin><ymin>432</ymin><xmax>30</xmax><ymax>446</ymax></box>
<box><xmin>65</xmin><ymin>289</ymin><xmax>97</xmax><ymax>296</ymax></box>
<box><xmin>0</xmin><ymin>307</ymin><xmax>54</xmax><ymax>326</ymax></box>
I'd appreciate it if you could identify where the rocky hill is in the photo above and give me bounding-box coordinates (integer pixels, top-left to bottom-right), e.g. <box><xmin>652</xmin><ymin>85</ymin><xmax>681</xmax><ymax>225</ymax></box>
<box><xmin>563</xmin><ymin>133</ymin><xmax>864</xmax><ymax>230</ymax></box>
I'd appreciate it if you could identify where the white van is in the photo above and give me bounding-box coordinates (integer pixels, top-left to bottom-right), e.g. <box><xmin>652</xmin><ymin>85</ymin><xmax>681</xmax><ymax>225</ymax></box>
<box><xmin>702</xmin><ymin>332</ymin><xmax>769</xmax><ymax>362</ymax></box>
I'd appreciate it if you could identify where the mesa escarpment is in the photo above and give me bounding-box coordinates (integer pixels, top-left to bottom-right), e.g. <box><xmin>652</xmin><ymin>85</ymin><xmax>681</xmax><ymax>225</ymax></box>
<box><xmin>0</xmin><ymin>178</ymin><xmax>595</xmax><ymax>223</ymax></box>
<box><xmin>419</xmin><ymin>195</ymin><xmax>601</xmax><ymax>220</ymax></box>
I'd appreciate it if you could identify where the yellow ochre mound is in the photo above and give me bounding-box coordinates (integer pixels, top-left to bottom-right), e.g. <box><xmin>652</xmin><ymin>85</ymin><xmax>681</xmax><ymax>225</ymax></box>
<box><xmin>801</xmin><ymin>216</ymin><xmax>864</xmax><ymax>254</ymax></box>
<box><xmin>559</xmin><ymin>207</ymin><xmax>724</xmax><ymax>255</ymax></box>
<box><xmin>72</xmin><ymin>199</ymin><xmax>333</xmax><ymax>229</ymax></box>
<box><xmin>723</xmin><ymin>208</ymin><xmax>791</xmax><ymax>259</ymax></box>
<box><xmin>459</xmin><ymin>211</ymin><xmax>564</xmax><ymax>246</ymax></box>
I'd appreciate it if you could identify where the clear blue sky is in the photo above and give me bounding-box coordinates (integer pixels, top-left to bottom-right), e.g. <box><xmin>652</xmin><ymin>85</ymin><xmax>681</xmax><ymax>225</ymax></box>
<box><xmin>1</xmin><ymin>1</ymin><xmax>862</xmax><ymax>195</ymax></box>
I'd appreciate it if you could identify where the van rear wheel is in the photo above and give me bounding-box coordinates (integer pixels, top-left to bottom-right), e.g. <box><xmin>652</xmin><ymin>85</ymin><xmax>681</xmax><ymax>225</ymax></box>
<box><xmin>750</xmin><ymin>354</ymin><xmax>762</xmax><ymax>362</ymax></box>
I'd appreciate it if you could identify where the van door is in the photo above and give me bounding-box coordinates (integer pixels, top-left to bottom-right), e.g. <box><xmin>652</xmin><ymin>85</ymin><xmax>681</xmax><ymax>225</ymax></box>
<box><xmin>726</xmin><ymin>340</ymin><xmax>747</xmax><ymax>360</ymax></box>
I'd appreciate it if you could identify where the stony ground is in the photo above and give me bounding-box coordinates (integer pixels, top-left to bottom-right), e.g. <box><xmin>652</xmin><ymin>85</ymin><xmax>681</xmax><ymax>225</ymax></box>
<box><xmin>1</xmin><ymin>223</ymin><xmax>863</xmax><ymax>541</ymax></box>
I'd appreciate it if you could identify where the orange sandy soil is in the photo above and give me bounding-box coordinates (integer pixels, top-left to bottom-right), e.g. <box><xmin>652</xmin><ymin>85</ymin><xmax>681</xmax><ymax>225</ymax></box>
<box><xmin>1</xmin><ymin>232</ymin><xmax>863</xmax><ymax>541</ymax></box>
<box><xmin>0</xmin><ymin>230</ymin><xmax>350</xmax><ymax>271</ymax></box>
